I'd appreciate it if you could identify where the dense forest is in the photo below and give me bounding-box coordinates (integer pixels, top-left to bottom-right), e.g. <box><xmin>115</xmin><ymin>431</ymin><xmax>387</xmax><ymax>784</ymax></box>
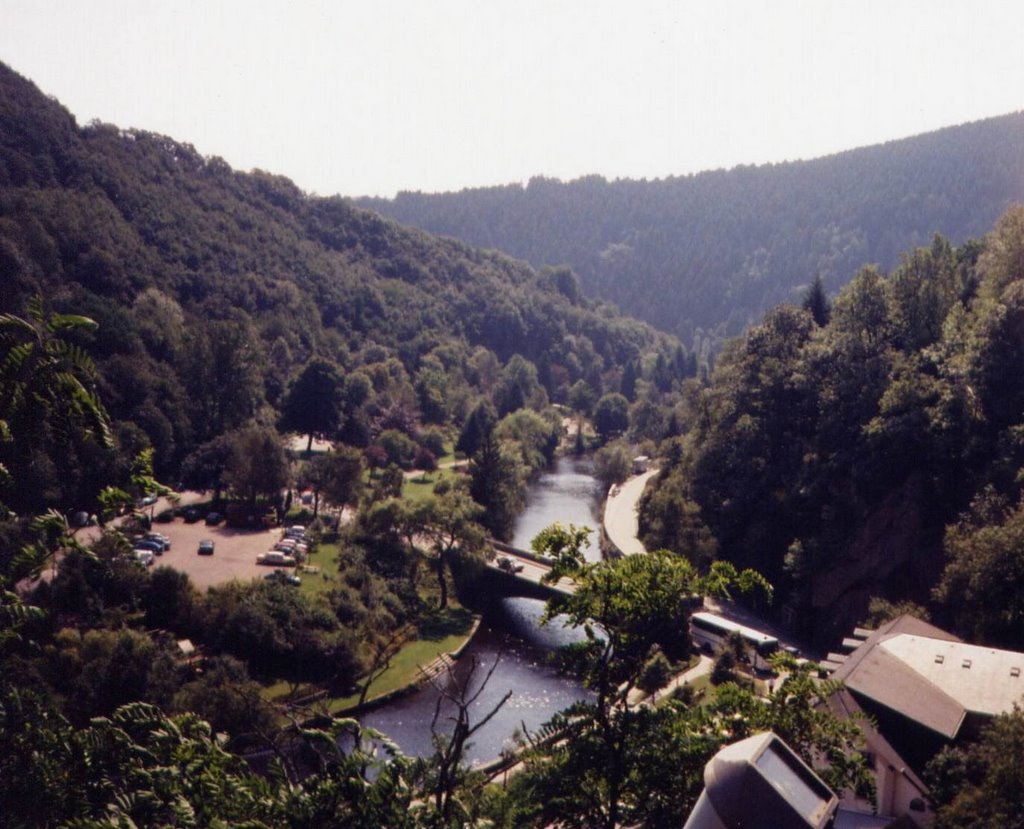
<box><xmin>0</xmin><ymin>61</ymin><xmax>682</xmax><ymax>518</ymax></box>
<box><xmin>639</xmin><ymin>207</ymin><xmax>1024</xmax><ymax>650</ymax></box>
<box><xmin>358</xmin><ymin>113</ymin><xmax>1024</xmax><ymax>348</ymax></box>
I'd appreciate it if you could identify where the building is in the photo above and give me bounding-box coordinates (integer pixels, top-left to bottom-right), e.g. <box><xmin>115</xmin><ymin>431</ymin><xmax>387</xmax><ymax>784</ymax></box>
<box><xmin>821</xmin><ymin>614</ymin><xmax>1024</xmax><ymax>827</ymax></box>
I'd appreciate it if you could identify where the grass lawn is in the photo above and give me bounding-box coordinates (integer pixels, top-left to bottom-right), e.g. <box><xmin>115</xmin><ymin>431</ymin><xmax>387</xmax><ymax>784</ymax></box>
<box><xmin>297</xmin><ymin>537</ymin><xmax>343</xmax><ymax>598</ymax></box>
<box><xmin>262</xmin><ymin>604</ymin><xmax>478</xmax><ymax>713</ymax></box>
<box><xmin>329</xmin><ymin>605</ymin><xmax>477</xmax><ymax>712</ymax></box>
<box><xmin>401</xmin><ymin>464</ymin><xmax>466</xmax><ymax>503</ymax></box>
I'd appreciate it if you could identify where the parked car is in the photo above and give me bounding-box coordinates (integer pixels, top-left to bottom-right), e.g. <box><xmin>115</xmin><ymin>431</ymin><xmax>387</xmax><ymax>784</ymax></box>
<box><xmin>140</xmin><ymin>493</ymin><xmax>158</xmax><ymax>506</ymax></box>
<box><xmin>133</xmin><ymin>539</ymin><xmax>165</xmax><ymax>555</ymax></box>
<box><xmin>134</xmin><ymin>549</ymin><xmax>155</xmax><ymax>567</ymax></box>
<box><xmin>143</xmin><ymin>532</ymin><xmax>171</xmax><ymax>551</ymax></box>
<box><xmin>183</xmin><ymin>507</ymin><xmax>201</xmax><ymax>523</ymax></box>
<box><xmin>205</xmin><ymin>512</ymin><xmax>223</xmax><ymax>526</ymax></box>
<box><xmin>257</xmin><ymin>551</ymin><xmax>296</xmax><ymax>566</ymax></box>
<box><xmin>197</xmin><ymin>539</ymin><xmax>215</xmax><ymax>556</ymax></box>
<box><xmin>265</xmin><ymin>569</ymin><xmax>301</xmax><ymax>586</ymax></box>
<box><xmin>497</xmin><ymin>556</ymin><xmax>524</xmax><ymax>573</ymax></box>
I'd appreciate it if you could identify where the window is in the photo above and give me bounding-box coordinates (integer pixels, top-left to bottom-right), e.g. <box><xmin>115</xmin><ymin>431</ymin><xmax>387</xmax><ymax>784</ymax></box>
<box><xmin>1012</xmin><ymin>667</ymin><xmax>1021</xmax><ymax>678</ymax></box>
<box><xmin>934</xmin><ymin>655</ymin><xmax>944</xmax><ymax>664</ymax></box>
<box><xmin>962</xmin><ymin>659</ymin><xmax>972</xmax><ymax>669</ymax></box>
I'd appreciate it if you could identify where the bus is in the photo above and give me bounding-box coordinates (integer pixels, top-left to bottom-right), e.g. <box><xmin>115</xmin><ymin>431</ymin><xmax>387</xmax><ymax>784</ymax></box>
<box><xmin>690</xmin><ymin>612</ymin><xmax>780</xmax><ymax>672</ymax></box>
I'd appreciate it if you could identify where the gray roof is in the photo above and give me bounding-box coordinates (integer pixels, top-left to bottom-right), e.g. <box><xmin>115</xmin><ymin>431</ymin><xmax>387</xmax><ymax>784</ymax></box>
<box><xmin>832</xmin><ymin>615</ymin><xmax>1024</xmax><ymax>739</ymax></box>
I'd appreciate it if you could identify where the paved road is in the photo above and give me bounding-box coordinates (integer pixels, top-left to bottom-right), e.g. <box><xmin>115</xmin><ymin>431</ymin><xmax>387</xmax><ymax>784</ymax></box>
<box><xmin>489</xmin><ymin>549</ymin><xmax>575</xmax><ymax>594</ymax></box>
<box><xmin>602</xmin><ymin>469</ymin><xmax>658</xmax><ymax>555</ymax></box>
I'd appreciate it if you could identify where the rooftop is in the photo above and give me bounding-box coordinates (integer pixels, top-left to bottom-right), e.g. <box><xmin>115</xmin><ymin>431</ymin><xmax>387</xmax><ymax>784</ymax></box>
<box><xmin>831</xmin><ymin>614</ymin><xmax>1024</xmax><ymax>739</ymax></box>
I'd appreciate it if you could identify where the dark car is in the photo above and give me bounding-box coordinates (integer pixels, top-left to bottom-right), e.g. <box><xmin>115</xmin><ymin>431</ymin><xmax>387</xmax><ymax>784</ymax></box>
<box><xmin>197</xmin><ymin>539</ymin><xmax>215</xmax><ymax>556</ymax></box>
<box><xmin>183</xmin><ymin>507</ymin><xmax>201</xmax><ymax>523</ymax></box>
<box><xmin>143</xmin><ymin>533</ymin><xmax>171</xmax><ymax>551</ymax></box>
<box><xmin>497</xmin><ymin>556</ymin><xmax>524</xmax><ymax>573</ymax></box>
<box><xmin>265</xmin><ymin>569</ymin><xmax>301</xmax><ymax>586</ymax></box>
<box><xmin>133</xmin><ymin>539</ymin><xmax>164</xmax><ymax>555</ymax></box>
<box><xmin>205</xmin><ymin>512</ymin><xmax>223</xmax><ymax>526</ymax></box>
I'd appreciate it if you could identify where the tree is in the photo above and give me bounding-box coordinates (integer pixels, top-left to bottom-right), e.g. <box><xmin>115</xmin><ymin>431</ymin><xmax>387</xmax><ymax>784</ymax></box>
<box><xmin>593</xmin><ymin>440</ymin><xmax>632</xmax><ymax>490</ymax></box>
<box><xmin>180</xmin><ymin>432</ymin><xmax>235</xmax><ymax>498</ymax></box>
<box><xmin>708</xmin><ymin>658</ymin><xmax>875</xmax><ymax>801</ymax></box>
<box><xmin>493</xmin><ymin>354</ymin><xmax>540</xmax><ymax>416</ymax></box>
<box><xmin>0</xmin><ymin>295</ymin><xmax>111</xmax><ymax>448</ymax></box>
<box><xmin>171</xmin><ymin>655</ymin><xmax>277</xmax><ymax>747</ymax></box>
<box><xmin>469</xmin><ymin>430</ymin><xmax>526</xmax><ymax>540</ymax></box>
<box><xmin>456</xmin><ymin>400</ymin><xmax>496</xmax><ymax>458</ymax></box>
<box><xmin>493</xmin><ymin>407</ymin><xmax>560</xmax><ymax>471</ymax></box>
<box><xmin>567</xmin><ymin>379</ymin><xmax>596</xmax><ymax>416</ymax></box>
<box><xmin>378</xmin><ymin>428</ymin><xmax>418</xmax><ymax>469</ymax></box>
<box><xmin>183</xmin><ymin>319</ymin><xmax>264</xmax><ymax>444</ymax></box>
<box><xmin>0</xmin><ymin>296</ymin><xmax>113</xmax><ymax>513</ymax></box>
<box><xmin>927</xmin><ymin>704</ymin><xmax>1024</xmax><ymax>829</ymax></box>
<box><xmin>415</xmin><ymin>488</ymin><xmax>486</xmax><ymax>608</ymax></box>
<box><xmin>530</xmin><ymin>522</ymin><xmax>592</xmax><ymax>570</ymax></box>
<box><xmin>802</xmin><ymin>274</ymin><xmax>831</xmax><ymax>326</ymax></box>
<box><xmin>279</xmin><ymin>357</ymin><xmax>346</xmax><ymax>453</ymax></box>
<box><xmin>592</xmin><ymin>392</ymin><xmax>629</xmax><ymax>443</ymax></box>
<box><xmin>298</xmin><ymin>446</ymin><xmax>364</xmax><ymax>517</ymax></box>
<box><xmin>223</xmin><ymin>425</ymin><xmax>291</xmax><ymax>505</ymax></box>
<box><xmin>934</xmin><ymin>492</ymin><xmax>1024</xmax><ymax>648</ymax></box>
<box><xmin>419</xmin><ymin>657</ymin><xmax>512</xmax><ymax>826</ymax></box>
<box><xmin>523</xmin><ymin>548</ymin><xmax>771</xmax><ymax>829</ymax></box>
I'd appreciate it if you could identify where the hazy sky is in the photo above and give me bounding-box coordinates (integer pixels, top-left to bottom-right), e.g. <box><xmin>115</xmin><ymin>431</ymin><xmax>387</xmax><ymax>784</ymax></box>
<box><xmin>3</xmin><ymin>1</ymin><xmax>1023</xmax><ymax>198</ymax></box>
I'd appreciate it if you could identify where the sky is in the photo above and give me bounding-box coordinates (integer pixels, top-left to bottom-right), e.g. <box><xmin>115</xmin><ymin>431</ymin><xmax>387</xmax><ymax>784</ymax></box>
<box><xmin>2</xmin><ymin>0</ymin><xmax>1024</xmax><ymax>198</ymax></box>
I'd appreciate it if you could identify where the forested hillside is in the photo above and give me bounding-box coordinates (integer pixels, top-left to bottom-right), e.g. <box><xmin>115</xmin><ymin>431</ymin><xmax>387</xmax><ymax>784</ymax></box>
<box><xmin>639</xmin><ymin>207</ymin><xmax>1024</xmax><ymax>648</ymax></box>
<box><xmin>358</xmin><ymin>114</ymin><xmax>1024</xmax><ymax>347</ymax></box>
<box><xmin>0</xmin><ymin>62</ymin><xmax>679</xmax><ymax>515</ymax></box>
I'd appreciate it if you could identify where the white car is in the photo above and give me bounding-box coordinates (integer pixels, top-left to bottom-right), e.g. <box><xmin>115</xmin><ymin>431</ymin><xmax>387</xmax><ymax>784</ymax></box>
<box><xmin>257</xmin><ymin>551</ymin><xmax>297</xmax><ymax>566</ymax></box>
<box><xmin>135</xmin><ymin>549</ymin><xmax>155</xmax><ymax>567</ymax></box>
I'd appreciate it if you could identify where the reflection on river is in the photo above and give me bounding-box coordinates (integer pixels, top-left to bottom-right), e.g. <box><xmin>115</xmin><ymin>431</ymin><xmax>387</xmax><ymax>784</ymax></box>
<box><xmin>511</xmin><ymin>454</ymin><xmax>602</xmax><ymax>562</ymax></box>
<box><xmin>359</xmin><ymin>598</ymin><xmax>593</xmax><ymax>764</ymax></box>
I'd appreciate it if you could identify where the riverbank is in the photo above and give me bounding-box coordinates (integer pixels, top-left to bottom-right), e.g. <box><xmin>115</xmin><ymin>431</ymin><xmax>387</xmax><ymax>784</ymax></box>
<box><xmin>331</xmin><ymin>612</ymin><xmax>482</xmax><ymax>714</ymax></box>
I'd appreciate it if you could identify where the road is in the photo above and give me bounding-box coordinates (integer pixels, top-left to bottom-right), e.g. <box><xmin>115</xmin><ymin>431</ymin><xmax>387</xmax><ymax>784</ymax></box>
<box><xmin>602</xmin><ymin>468</ymin><xmax>658</xmax><ymax>555</ymax></box>
<box><xmin>489</xmin><ymin>548</ymin><xmax>576</xmax><ymax>594</ymax></box>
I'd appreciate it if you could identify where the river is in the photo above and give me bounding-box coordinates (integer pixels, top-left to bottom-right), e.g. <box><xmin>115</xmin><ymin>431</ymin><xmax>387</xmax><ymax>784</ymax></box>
<box><xmin>360</xmin><ymin>598</ymin><xmax>592</xmax><ymax>764</ymax></box>
<box><xmin>510</xmin><ymin>454</ymin><xmax>603</xmax><ymax>562</ymax></box>
<box><xmin>359</xmin><ymin>455</ymin><xmax>602</xmax><ymax>762</ymax></box>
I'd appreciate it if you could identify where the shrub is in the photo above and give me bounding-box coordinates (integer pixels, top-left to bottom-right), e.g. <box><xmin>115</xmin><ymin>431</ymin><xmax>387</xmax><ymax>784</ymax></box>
<box><xmin>413</xmin><ymin>447</ymin><xmax>438</xmax><ymax>471</ymax></box>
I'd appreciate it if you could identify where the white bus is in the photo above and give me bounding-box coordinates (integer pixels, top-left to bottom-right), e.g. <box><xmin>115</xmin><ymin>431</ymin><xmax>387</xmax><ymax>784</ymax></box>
<box><xmin>690</xmin><ymin>611</ymin><xmax>779</xmax><ymax>672</ymax></box>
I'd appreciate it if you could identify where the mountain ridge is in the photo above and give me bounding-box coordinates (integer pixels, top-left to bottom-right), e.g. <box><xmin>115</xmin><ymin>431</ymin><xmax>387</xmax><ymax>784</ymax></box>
<box><xmin>356</xmin><ymin>112</ymin><xmax>1024</xmax><ymax>345</ymax></box>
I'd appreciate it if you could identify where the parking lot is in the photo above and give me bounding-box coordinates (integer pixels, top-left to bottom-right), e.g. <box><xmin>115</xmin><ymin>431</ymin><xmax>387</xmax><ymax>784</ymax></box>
<box><xmin>146</xmin><ymin>519</ymin><xmax>286</xmax><ymax>589</ymax></box>
<box><xmin>135</xmin><ymin>494</ymin><xmax>295</xmax><ymax>590</ymax></box>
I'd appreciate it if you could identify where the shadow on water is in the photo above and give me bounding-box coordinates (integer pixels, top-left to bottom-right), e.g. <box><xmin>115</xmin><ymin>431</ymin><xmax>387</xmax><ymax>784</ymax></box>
<box><xmin>358</xmin><ymin>597</ymin><xmax>592</xmax><ymax>763</ymax></box>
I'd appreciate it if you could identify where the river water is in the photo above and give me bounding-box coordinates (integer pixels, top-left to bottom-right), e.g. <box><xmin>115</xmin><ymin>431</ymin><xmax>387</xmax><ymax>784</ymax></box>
<box><xmin>359</xmin><ymin>455</ymin><xmax>602</xmax><ymax>762</ymax></box>
<box><xmin>510</xmin><ymin>454</ymin><xmax>603</xmax><ymax>562</ymax></box>
<box><xmin>360</xmin><ymin>598</ymin><xmax>592</xmax><ymax>763</ymax></box>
